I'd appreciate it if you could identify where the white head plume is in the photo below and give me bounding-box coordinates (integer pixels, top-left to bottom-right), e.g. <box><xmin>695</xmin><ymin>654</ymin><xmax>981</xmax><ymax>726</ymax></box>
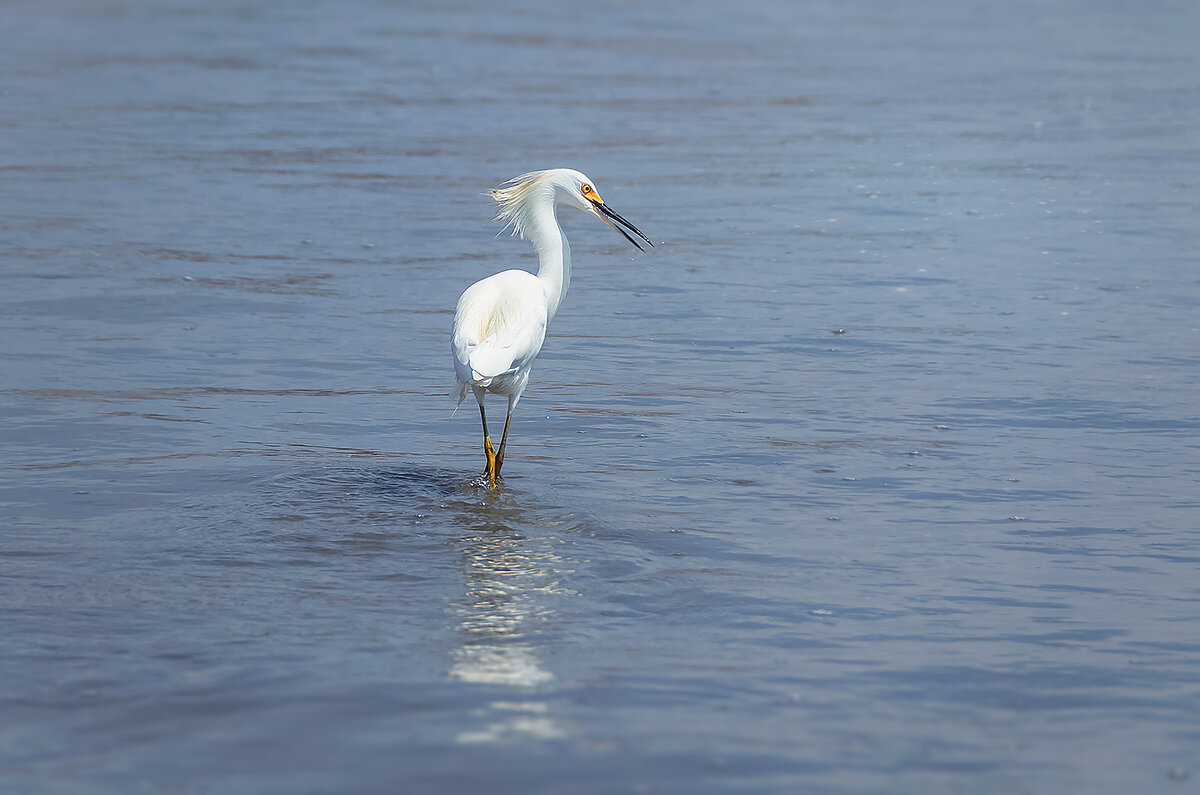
<box><xmin>489</xmin><ymin>170</ymin><xmax>556</xmax><ymax>240</ymax></box>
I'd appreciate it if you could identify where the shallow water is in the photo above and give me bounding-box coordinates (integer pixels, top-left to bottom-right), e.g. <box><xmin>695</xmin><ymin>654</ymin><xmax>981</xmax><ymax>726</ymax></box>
<box><xmin>3</xmin><ymin>0</ymin><xmax>1199</xmax><ymax>792</ymax></box>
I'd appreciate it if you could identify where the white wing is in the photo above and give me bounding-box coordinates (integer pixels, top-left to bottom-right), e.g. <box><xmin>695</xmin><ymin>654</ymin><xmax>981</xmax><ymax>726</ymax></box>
<box><xmin>451</xmin><ymin>270</ymin><xmax>548</xmax><ymax>388</ymax></box>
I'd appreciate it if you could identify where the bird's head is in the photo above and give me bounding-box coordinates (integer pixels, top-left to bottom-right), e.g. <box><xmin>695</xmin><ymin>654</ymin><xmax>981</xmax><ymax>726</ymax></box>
<box><xmin>556</xmin><ymin>169</ymin><xmax>654</xmax><ymax>252</ymax></box>
<box><xmin>490</xmin><ymin>168</ymin><xmax>654</xmax><ymax>251</ymax></box>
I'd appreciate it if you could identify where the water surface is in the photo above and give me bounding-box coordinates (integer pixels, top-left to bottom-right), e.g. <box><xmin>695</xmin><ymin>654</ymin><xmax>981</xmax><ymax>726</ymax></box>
<box><xmin>3</xmin><ymin>1</ymin><xmax>1199</xmax><ymax>792</ymax></box>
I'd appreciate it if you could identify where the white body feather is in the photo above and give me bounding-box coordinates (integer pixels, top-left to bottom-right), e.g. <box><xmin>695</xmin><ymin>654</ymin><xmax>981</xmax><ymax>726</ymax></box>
<box><xmin>451</xmin><ymin>268</ymin><xmax>547</xmax><ymax>404</ymax></box>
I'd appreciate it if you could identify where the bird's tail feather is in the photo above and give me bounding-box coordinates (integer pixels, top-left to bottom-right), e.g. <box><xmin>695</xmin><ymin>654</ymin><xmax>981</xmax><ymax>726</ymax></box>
<box><xmin>451</xmin><ymin>381</ymin><xmax>469</xmax><ymax>416</ymax></box>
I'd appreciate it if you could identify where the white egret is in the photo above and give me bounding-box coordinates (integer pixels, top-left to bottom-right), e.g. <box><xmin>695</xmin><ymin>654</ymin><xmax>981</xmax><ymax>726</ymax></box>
<box><xmin>451</xmin><ymin>168</ymin><xmax>653</xmax><ymax>486</ymax></box>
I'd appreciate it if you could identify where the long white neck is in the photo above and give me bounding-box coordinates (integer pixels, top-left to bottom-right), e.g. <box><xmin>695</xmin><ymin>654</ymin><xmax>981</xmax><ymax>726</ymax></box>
<box><xmin>525</xmin><ymin>201</ymin><xmax>572</xmax><ymax>321</ymax></box>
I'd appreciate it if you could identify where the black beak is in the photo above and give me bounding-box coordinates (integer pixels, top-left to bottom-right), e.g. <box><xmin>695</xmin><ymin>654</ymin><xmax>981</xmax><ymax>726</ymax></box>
<box><xmin>591</xmin><ymin>199</ymin><xmax>654</xmax><ymax>251</ymax></box>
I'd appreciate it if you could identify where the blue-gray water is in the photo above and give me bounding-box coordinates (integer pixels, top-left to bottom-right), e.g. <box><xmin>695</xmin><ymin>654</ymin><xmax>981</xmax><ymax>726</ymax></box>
<box><xmin>3</xmin><ymin>1</ymin><xmax>1199</xmax><ymax>792</ymax></box>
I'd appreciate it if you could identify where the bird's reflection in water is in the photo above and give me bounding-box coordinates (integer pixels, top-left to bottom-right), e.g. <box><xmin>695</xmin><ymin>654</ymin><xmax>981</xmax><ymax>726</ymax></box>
<box><xmin>447</xmin><ymin>491</ymin><xmax>577</xmax><ymax>744</ymax></box>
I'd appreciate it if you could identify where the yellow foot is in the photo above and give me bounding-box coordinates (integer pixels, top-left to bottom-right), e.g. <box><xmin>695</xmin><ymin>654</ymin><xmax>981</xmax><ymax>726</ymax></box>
<box><xmin>484</xmin><ymin>437</ymin><xmax>498</xmax><ymax>488</ymax></box>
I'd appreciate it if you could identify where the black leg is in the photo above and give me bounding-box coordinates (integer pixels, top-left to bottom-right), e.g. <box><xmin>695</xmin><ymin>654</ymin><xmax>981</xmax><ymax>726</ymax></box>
<box><xmin>479</xmin><ymin>402</ymin><xmax>497</xmax><ymax>485</ymax></box>
<box><xmin>495</xmin><ymin>411</ymin><xmax>513</xmax><ymax>475</ymax></box>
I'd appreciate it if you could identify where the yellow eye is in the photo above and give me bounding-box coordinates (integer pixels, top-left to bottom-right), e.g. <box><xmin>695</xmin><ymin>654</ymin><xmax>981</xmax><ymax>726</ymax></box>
<box><xmin>581</xmin><ymin>184</ymin><xmax>593</xmax><ymax>195</ymax></box>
